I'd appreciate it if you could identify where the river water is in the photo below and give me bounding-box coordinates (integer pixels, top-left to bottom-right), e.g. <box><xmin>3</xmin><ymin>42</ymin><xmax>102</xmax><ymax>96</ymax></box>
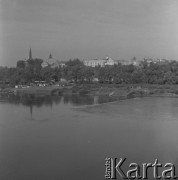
<box><xmin>0</xmin><ymin>94</ymin><xmax>178</xmax><ymax>180</ymax></box>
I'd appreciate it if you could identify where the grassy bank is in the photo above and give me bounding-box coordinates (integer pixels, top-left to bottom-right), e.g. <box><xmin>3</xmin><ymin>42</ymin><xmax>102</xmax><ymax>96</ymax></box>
<box><xmin>72</xmin><ymin>83</ymin><xmax>178</xmax><ymax>98</ymax></box>
<box><xmin>2</xmin><ymin>84</ymin><xmax>178</xmax><ymax>99</ymax></box>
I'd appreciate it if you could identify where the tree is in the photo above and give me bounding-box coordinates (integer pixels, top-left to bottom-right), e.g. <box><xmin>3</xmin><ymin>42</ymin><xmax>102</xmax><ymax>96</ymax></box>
<box><xmin>64</xmin><ymin>59</ymin><xmax>84</xmax><ymax>83</ymax></box>
<box><xmin>17</xmin><ymin>60</ymin><xmax>25</xmax><ymax>69</ymax></box>
<box><xmin>132</xmin><ymin>56</ymin><xmax>136</xmax><ymax>61</ymax></box>
<box><xmin>83</xmin><ymin>66</ymin><xmax>94</xmax><ymax>83</ymax></box>
<box><xmin>40</xmin><ymin>67</ymin><xmax>54</xmax><ymax>82</ymax></box>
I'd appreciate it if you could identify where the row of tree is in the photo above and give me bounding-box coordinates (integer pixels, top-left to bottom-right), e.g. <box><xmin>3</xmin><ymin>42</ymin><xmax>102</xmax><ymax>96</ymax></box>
<box><xmin>1</xmin><ymin>58</ymin><xmax>178</xmax><ymax>86</ymax></box>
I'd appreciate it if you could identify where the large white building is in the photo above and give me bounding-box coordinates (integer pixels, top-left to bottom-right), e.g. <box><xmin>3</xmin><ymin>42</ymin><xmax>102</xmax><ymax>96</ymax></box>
<box><xmin>83</xmin><ymin>57</ymin><xmax>118</xmax><ymax>67</ymax></box>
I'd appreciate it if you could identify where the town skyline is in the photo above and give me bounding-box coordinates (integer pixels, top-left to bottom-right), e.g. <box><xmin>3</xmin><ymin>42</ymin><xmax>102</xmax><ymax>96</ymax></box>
<box><xmin>1</xmin><ymin>0</ymin><xmax>178</xmax><ymax>67</ymax></box>
<box><xmin>1</xmin><ymin>47</ymin><xmax>178</xmax><ymax>68</ymax></box>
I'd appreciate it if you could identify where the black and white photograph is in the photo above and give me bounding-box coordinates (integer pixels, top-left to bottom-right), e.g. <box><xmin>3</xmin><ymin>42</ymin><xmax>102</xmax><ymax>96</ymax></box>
<box><xmin>1</xmin><ymin>0</ymin><xmax>178</xmax><ymax>179</ymax></box>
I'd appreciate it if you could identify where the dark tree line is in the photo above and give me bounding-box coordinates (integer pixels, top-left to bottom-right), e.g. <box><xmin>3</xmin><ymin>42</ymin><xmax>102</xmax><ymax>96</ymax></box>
<box><xmin>1</xmin><ymin>58</ymin><xmax>178</xmax><ymax>86</ymax></box>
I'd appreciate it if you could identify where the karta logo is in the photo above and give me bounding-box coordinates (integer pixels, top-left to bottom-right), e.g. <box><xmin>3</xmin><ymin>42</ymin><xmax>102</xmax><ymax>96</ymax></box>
<box><xmin>105</xmin><ymin>158</ymin><xmax>177</xmax><ymax>179</ymax></box>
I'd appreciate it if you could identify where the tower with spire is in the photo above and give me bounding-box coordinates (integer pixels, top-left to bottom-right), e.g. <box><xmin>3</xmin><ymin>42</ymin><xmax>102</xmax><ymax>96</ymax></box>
<box><xmin>49</xmin><ymin>53</ymin><xmax>53</xmax><ymax>59</ymax></box>
<box><xmin>29</xmin><ymin>48</ymin><xmax>32</xmax><ymax>60</ymax></box>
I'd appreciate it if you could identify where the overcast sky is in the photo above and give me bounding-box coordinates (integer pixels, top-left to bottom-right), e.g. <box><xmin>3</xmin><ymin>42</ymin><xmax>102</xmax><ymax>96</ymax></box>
<box><xmin>1</xmin><ymin>0</ymin><xmax>178</xmax><ymax>66</ymax></box>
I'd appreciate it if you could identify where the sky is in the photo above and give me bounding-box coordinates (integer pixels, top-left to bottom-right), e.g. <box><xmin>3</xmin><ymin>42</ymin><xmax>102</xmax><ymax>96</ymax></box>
<box><xmin>0</xmin><ymin>0</ymin><xmax>178</xmax><ymax>67</ymax></box>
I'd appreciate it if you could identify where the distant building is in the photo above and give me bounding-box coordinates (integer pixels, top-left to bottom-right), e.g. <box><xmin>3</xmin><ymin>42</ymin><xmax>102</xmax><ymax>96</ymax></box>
<box><xmin>83</xmin><ymin>57</ymin><xmax>144</xmax><ymax>67</ymax></box>
<box><xmin>138</xmin><ymin>57</ymin><xmax>174</xmax><ymax>67</ymax></box>
<box><xmin>58</xmin><ymin>62</ymin><xmax>66</xmax><ymax>68</ymax></box>
<box><xmin>41</xmin><ymin>53</ymin><xmax>66</xmax><ymax>68</ymax></box>
<box><xmin>41</xmin><ymin>61</ymin><xmax>49</xmax><ymax>68</ymax></box>
<box><xmin>105</xmin><ymin>57</ymin><xmax>118</xmax><ymax>66</ymax></box>
<box><xmin>83</xmin><ymin>57</ymin><xmax>118</xmax><ymax>67</ymax></box>
<box><xmin>117</xmin><ymin>59</ymin><xmax>140</xmax><ymax>66</ymax></box>
<box><xmin>84</xmin><ymin>59</ymin><xmax>105</xmax><ymax>67</ymax></box>
<box><xmin>23</xmin><ymin>48</ymin><xmax>33</xmax><ymax>67</ymax></box>
<box><xmin>142</xmin><ymin>57</ymin><xmax>161</xmax><ymax>66</ymax></box>
<box><xmin>84</xmin><ymin>57</ymin><xmax>143</xmax><ymax>67</ymax></box>
<box><xmin>157</xmin><ymin>58</ymin><xmax>173</xmax><ymax>63</ymax></box>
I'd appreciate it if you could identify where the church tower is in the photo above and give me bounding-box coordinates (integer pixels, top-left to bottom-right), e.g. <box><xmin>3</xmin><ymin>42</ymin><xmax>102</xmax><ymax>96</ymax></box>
<box><xmin>49</xmin><ymin>53</ymin><xmax>53</xmax><ymax>59</ymax></box>
<box><xmin>29</xmin><ymin>48</ymin><xmax>32</xmax><ymax>60</ymax></box>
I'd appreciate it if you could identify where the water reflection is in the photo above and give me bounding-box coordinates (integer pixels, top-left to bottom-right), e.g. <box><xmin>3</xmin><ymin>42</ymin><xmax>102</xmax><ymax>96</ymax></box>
<box><xmin>0</xmin><ymin>93</ymin><xmax>117</xmax><ymax>117</ymax></box>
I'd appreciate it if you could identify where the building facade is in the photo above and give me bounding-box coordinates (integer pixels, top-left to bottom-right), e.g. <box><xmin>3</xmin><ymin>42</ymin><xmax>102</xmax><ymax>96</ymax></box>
<box><xmin>83</xmin><ymin>57</ymin><xmax>118</xmax><ymax>67</ymax></box>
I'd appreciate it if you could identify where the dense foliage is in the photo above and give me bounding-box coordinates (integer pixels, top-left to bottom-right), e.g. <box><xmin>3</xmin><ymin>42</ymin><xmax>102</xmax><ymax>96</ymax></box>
<box><xmin>1</xmin><ymin>58</ymin><xmax>178</xmax><ymax>86</ymax></box>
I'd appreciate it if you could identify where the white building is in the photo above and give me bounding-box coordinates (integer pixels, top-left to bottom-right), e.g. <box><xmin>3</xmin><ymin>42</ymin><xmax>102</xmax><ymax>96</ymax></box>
<box><xmin>83</xmin><ymin>59</ymin><xmax>105</xmax><ymax>67</ymax></box>
<box><xmin>105</xmin><ymin>57</ymin><xmax>118</xmax><ymax>66</ymax></box>
<box><xmin>83</xmin><ymin>57</ymin><xmax>118</xmax><ymax>67</ymax></box>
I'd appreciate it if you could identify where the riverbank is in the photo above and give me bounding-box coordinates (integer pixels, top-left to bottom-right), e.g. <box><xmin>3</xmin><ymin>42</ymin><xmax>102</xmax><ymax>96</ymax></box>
<box><xmin>0</xmin><ymin>85</ymin><xmax>73</xmax><ymax>96</ymax></box>
<box><xmin>71</xmin><ymin>84</ymin><xmax>178</xmax><ymax>99</ymax></box>
<box><xmin>1</xmin><ymin>84</ymin><xmax>178</xmax><ymax>99</ymax></box>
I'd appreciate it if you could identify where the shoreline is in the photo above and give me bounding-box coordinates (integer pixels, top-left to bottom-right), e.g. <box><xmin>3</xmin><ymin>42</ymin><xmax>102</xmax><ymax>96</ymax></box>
<box><xmin>1</xmin><ymin>84</ymin><xmax>178</xmax><ymax>100</ymax></box>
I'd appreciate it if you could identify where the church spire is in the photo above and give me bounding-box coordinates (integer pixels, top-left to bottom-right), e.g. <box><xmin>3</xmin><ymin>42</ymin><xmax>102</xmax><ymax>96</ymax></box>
<box><xmin>29</xmin><ymin>48</ymin><xmax>32</xmax><ymax>60</ymax></box>
<box><xmin>49</xmin><ymin>53</ymin><xmax>53</xmax><ymax>59</ymax></box>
